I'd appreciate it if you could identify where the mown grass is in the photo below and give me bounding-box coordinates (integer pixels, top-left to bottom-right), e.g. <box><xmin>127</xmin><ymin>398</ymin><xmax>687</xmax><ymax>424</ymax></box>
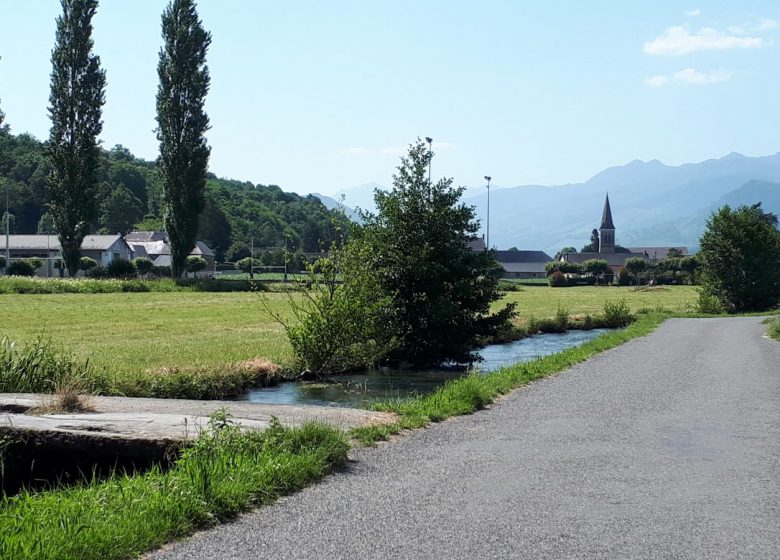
<box><xmin>0</xmin><ymin>287</ymin><xmax>696</xmax><ymax>382</ymax></box>
<box><xmin>350</xmin><ymin>312</ymin><xmax>666</xmax><ymax>445</ymax></box>
<box><xmin>0</xmin><ymin>418</ymin><xmax>349</xmax><ymax>560</ymax></box>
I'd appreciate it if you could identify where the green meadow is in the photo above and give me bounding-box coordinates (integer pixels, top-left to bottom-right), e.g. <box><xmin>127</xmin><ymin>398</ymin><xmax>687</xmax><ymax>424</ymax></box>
<box><xmin>0</xmin><ymin>285</ymin><xmax>699</xmax><ymax>377</ymax></box>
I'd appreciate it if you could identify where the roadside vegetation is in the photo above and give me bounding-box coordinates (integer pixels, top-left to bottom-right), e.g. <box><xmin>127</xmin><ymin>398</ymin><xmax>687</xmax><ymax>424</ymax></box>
<box><xmin>0</xmin><ymin>416</ymin><xmax>348</xmax><ymax>560</ymax></box>
<box><xmin>766</xmin><ymin>317</ymin><xmax>780</xmax><ymax>342</ymax></box>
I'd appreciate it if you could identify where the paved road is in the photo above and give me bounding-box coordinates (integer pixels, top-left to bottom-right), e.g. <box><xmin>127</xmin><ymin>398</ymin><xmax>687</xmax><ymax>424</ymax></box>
<box><xmin>150</xmin><ymin>318</ymin><xmax>780</xmax><ymax>559</ymax></box>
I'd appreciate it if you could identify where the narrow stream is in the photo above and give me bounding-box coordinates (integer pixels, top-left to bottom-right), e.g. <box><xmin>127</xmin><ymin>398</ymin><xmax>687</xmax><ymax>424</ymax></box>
<box><xmin>240</xmin><ymin>329</ymin><xmax>608</xmax><ymax>408</ymax></box>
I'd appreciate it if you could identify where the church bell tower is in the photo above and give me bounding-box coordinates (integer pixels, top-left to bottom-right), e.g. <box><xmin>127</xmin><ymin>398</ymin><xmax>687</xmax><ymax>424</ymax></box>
<box><xmin>599</xmin><ymin>194</ymin><xmax>615</xmax><ymax>254</ymax></box>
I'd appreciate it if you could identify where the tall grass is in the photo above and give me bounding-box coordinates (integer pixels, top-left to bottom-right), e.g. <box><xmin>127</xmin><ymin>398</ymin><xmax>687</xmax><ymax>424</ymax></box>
<box><xmin>766</xmin><ymin>317</ymin><xmax>780</xmax><ymax>341</ymax></box>
<box><xmin>0</xmin><ymin>337</ymin><xmax>92</xmax><ymax>393</ymax></box>
<box><xmin>0</xmin><ymin>417</ymin><xmax>348</xmax><ymax>560</ymax></box>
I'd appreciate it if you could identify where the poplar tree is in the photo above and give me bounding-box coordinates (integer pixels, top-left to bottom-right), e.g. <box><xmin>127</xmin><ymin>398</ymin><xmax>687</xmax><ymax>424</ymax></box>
<box><xmin>156</xmin><ymin>0</ymin><xmax>211</xmax><ymax>278</ymax></box>
<box><xmin>47</xmin><ymin>0</ymin><xmax>106</xmax><ymax>278</ymax></box>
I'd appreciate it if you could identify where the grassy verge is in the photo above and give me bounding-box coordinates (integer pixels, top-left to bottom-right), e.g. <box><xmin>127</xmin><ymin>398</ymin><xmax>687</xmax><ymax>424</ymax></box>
<box><xmin>0</xmin><ymin>418</ymin><xmax>348</xmax><ymax>560</ymax></box>
<box><xmin>765</xmin><ymin>317</ymin><xmax>780</xmax><ymax>341</ymax></box>
<box><xmin>0</xmin><ymin>276</ymin><xmax>268</xmax><ymax>294</ymax></box>
<box><xmin>350</xmin><ymin>312</ymin><xmax>666</xmax><ymax>445</ymax></box>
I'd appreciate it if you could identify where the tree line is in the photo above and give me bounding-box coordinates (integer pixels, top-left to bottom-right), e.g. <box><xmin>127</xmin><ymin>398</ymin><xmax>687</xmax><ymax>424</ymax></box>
<box><xmin>0</xmin><ymin>0</ymin><xmax>342</xmax><ymax>271</ymax></box>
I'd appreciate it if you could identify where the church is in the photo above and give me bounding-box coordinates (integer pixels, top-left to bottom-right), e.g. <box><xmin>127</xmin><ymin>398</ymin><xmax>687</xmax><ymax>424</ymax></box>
<box><xmin>558</xmin><ymin>195</ymin><xmax>686</xmax><ymax>276</ymax></box>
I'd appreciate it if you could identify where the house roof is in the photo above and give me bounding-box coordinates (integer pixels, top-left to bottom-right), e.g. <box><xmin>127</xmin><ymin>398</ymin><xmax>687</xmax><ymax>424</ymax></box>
<box><xmin>0</xmin><ymin>234</ymin><xmax>131</xmax><ymax>252</ymax></box>
<box><xmin>467</xmin><ymin>237</ymin><xmax>486</xmax><ymax>252</ymax></box>
<box><xmin>600</xmin><ymin>194</ymin><xmax>615</xmax><ymax>230</ymax></box>
<box><xmin>628</xmin><ymin>247</ymin><xmax>689</xmax><ymax>260</ymax></box>
<box><xmin>126</xmin><ymin>231</ymin><xmax>167</xmax><ymax>243</ymax></box>
<box><xmin>494</xmin><ymin>250</ymin><xmax>553</xmax><ymax>263</ymax></box>
<box><xmin>129</xmin><ymin>239</ymin><xmax>214</xmax><ymax>258</ymax></box>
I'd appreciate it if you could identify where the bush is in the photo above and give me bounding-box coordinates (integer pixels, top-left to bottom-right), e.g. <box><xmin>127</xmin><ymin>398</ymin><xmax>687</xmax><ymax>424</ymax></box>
<box><xmin>603</xmin><ymin>299</ymin><xmax>633</xmax><ymax>327</ymax></box>
<box><xmin>186</xmin><ymin>255</ymin><xmax>208</xmax><ymax>274</ymax></box>
<box><xmin>133</xmin><ymin>256</ymin><xmax>154</xmax><ymax>274</ymax></box>
<box><xmin>7</xmin><ymin>260</ymin><xmax>37</xmax><ymax>276</ymax></box>
<box><xmin>235</xmin><ymin>257</ymin><xmax>261</xmax><ymax>274</ymax></box>
<box><xmin>107</xmin><ymin>258</ymin><xmax>137</xmax><ymax>278</ymax></box>
<box><xmin>85</xmin><ymin>265</ymin><xmax>109</xmax><ymax>279</ymax></box>
<box><xmin>696</xmin><ymin>289</ymin><xmax>724</xmax><ymax>314</ymax></box>
<box><xmin>79</xmin><ymin>256</ymin><xmax>98</xmax><ymax>271</ymax></box>
<box><xmin>549</xmin><ymin>271</ymin><xmax>567</xmax><ymax>287</ymax></box>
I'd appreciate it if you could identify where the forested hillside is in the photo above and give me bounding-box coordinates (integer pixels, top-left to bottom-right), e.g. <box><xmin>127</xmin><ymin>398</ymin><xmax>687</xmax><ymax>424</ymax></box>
<box><xmin>0</xmin><ymin>129</ymin><xmax>341</xmax><ymax>261</ymax></box>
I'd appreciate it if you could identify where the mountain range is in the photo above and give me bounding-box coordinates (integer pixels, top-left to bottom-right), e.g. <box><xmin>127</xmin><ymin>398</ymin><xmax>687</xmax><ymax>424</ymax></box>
<box><xmin>317</xmin><ymin>152</ymin><xmax>780</xmax><ymax>254</ymax></box>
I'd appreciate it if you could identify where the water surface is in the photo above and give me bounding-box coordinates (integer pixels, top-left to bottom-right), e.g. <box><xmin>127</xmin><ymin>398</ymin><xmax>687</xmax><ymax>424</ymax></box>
<box><xmin>241</xmin><ymin>328</ymin><xmax>608</xmax><ymax>408</ymax></box>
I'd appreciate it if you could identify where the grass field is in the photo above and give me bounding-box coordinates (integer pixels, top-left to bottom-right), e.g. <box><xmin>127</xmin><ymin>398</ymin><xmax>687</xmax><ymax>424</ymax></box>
<box><xmin>0</xmin><ymin>286</ymin><xmax>699</xmax><ymax>377</ymax></box>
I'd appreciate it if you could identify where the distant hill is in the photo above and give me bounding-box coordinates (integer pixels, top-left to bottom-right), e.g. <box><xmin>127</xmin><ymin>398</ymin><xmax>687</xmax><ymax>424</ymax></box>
<box><xmin>458</xmin><ymin>152</ymin><xmax>780</xmax><ymax>254</ymax></box>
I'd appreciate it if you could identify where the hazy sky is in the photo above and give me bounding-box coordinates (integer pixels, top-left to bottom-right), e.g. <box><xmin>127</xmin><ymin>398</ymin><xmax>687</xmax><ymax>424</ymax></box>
<box><xmin>1</xmin><ymin>1</ymin><xmax>779</xmax><ymax>195</ymax></box>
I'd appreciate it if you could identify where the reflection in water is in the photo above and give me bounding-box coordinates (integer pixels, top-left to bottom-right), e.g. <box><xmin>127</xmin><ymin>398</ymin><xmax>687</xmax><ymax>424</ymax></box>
<box><xmin>240</xmin><ymin>329</ymin><xmax>608</xmax><ymax>408</ymax></box>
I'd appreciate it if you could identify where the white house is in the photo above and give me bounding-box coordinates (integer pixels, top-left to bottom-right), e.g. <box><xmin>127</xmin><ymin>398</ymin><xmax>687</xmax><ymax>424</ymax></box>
<box><xmin>1</xmin><ymin>234</ymin><xmax>133</xmax><ymax>276</ymax></box>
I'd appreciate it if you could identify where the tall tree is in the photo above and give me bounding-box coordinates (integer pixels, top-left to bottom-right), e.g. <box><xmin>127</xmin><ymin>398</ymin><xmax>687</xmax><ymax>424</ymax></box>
<box><xmin>357</xmin><ymin>139</ymin><xmax>516</xmax><ymax>366</ymax></box>
<box><xmin>699</xmin><ymin>204</ymin><xmax>780</xmax><ymax>312</ymax></box>
<box><xmin>156</xmin><ymin>0</ymin><xmax>211</xmax><ymax>278</ymax></box>
<box><xmin>47</xmin><ymin>0</ymin><xmax>106</xmax><ymax>277</ymax></box>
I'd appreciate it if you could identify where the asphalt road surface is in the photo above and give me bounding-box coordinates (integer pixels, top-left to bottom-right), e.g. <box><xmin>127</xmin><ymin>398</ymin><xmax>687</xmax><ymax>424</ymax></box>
<box><xmin>150</xmin><ymin>317</ymin><xmax>779</xmax><ymax>559</ymax></box>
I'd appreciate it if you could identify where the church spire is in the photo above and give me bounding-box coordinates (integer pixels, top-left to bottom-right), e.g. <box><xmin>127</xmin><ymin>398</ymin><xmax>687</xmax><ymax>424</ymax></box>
<box><xmin>599</xmin><ymin>193</ymin><xmax>615</xmax><ymax>253</ymax></box>
<box><xmin>600</xmin><ymin>193</ymin><xmax>615</xmax><ymax>230</ymax></box>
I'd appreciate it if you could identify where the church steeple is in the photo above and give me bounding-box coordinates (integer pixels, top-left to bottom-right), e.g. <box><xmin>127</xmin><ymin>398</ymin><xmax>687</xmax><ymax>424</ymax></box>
<box><xmin>599</xmin><ymin>194</ymin><xmax>615</xmax><ymax>253</ymax></box>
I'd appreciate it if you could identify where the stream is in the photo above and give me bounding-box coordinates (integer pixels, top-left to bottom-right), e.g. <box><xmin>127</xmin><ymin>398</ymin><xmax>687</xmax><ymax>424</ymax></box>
<box><xmin>240</xmin><ymin>328</ymin><xmax>608</xmax><ymax>408</ymax></box>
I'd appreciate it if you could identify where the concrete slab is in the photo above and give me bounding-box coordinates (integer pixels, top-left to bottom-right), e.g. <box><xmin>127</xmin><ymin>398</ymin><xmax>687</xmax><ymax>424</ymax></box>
<box><xmin>0</xmin><ymin>393</ymin><xmax>396</xmax><ymax>445</ymax></box>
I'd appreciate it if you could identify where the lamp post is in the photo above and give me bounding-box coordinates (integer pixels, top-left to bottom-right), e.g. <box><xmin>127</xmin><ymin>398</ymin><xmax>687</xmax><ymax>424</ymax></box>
<box><xmin>484</xmin><ymin>176</ymin><xmax>492</xmax><ymax>250</ymax></box>
<box><xmin>3</xmin><ymin>184</ymin><xmax>10</xmax><ymax>270</ymax></box>
<box><xmin>425</xmin><ymin>137</ymin><xmax>433</xmax><ymax>185</ymax></box>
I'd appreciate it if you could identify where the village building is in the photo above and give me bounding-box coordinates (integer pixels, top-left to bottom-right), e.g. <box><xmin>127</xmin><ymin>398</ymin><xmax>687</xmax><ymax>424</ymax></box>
<box><xmin>0</xmin><ymin>234</ymin><xmax>133</xmax><ymax>277</ymax></box>
<box><xmin>494</xmin><ymin>250</ymin><xmax>553</xmax><ymax>279</ymax></box>
<box><xmin>125</xmin><ymin>231</ymin><xmax>216</xmax><ymax>276</ymax></box>
<box><xmin>559</xmin><ymin>195</ymin><xmax>649</xmax><ymax>275</ymax></box>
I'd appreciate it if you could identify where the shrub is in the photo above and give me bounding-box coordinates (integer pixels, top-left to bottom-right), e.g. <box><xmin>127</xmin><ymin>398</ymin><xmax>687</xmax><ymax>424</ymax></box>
<box><xmin>549</xmin><ymin>271</ymin><xmax>567</xmax><ymax>287</ymax></box>
<box><xmin>696</xmin><ymin>289</ymin><xmax>724</xmax><ymax>314</ymax></box>
<box><xmin>133</xmin><ymin>256</ymin><xmax>154</xmax><ymax>274</ymax></box>
<box><xmin>79</xmin><ymin>256</ymin><xmax>98</xmax><ymax>271</ymax></box>
<box><xmin>85</xmin><ymin>265</ymin><xmax>109</xmax><ymax>279</ymax></box>
<box><xmin>186</xmin><ymin>255</ymin><xmax>208</xmax><ymax>274</ymax></box>
<box><xmin>603</xmin><ymin>299</ymin><xmax>633</xmax><ymax>327</ymax></box>
<box><xmin>235</xmin><ymin>257</ymin><xmax>261</xmax><ymax>274</ymax></box>
<box><xmin>107</xmin><ymin>258</ymin><xmax>137</xmax><ymax>278</ymax></box>
<box><xmin>7</xmin><ymin>260</ymin><xmax>37</xmax><ymax>276</ymax></box>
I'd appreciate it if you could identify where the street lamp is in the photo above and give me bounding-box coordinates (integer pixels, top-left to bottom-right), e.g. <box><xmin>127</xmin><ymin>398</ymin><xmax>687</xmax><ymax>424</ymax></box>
<box><xmin>425</xmin><ymin>137</ymin><xmax>433</xmax><ymax>184</ymax></box>
<box><xmin>484</xmin><ymin>176</ymin><xmax>492</xmax><ymax>250</ymax></box>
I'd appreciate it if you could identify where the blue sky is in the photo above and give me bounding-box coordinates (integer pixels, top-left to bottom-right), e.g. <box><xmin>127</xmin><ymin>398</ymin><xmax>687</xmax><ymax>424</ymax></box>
<box><xmin>1</xmin><ymin>1</ymin><xmax>778</xmax><ymax>195</ymax></box>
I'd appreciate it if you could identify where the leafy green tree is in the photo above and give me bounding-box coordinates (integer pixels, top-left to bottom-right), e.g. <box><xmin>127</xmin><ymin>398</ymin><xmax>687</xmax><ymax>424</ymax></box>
<box><xmin>554</xmin><ymin>246</ymin><xmax>577</xmax><ymax>259</ymax></box>
<box><xmin>133</xmin><ymin>256</ymin><xmax>153</xmax><ymax>274</ymax></box>
<box><xmin>699</xmin><ymin>204</ymin><xmax>780</xmax><ymax>312</ymax></box>
<box><xmin>156</xmin><ymin>0</ymin><xmax>211</xmax><ymax>277</ymax></box>
<box><xmin>356</xmin><ymin>139</ymin><xmax>516</xmax><ymax>366</ymax></box>
<box><xmin>186</xmin><ymin>255</ymin><xmax>207</xmax><ymax>275</ymax></box>
<box><xmin>47</xmin><ymin>0</ymin><xmax>107</xmax><ymax>278</ymax></box>
<box><xmin>666</xmin><ymin>248</ymin><xmax>684</xmax><ymax>258</ymax></box>
<box><xmin>266</xmin><ymin>236</ymin><xmax>396</xmax><ymax>375</ymax></box>
<box><xmin>37</xmin><ymin>211</ymin><xmax>57</xmax><ymax>234</ymax></box>
<box><xmin>581</xmin><ymin>229</ymin><xmax>600</xmax><ymax>252</ymax></box>
<box><xmin>235</xmin><ymin>256</ymin><xmax>260</xmax><ymax>274</ymax></box>
<box><xmin>582</xmin><ymin>258</ymin><xmax>610</xmax><ymax>284</ymax></box>
<box><xmin>99</xmin><ymin>183</ymin><xmax>144</xmax><ymax>234</ymax></box>
<box><xmin>1</xmin><ymin>211</ymin><xmax>15</xmax><ymax>234</ymax></box>
<box><xmin>680</xmin><ymin>255</ymin><xmax>701</xmax><ymax>285</ymax></box>
<box><xmin>79</xmin><ymin>256</ymin><xmax>98</xmax><ymax>271</ymax></box>
<box><xmin>624</xmin><ymin>257</ymin><xmax>647</xmax><ymax>286</ymax></box>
